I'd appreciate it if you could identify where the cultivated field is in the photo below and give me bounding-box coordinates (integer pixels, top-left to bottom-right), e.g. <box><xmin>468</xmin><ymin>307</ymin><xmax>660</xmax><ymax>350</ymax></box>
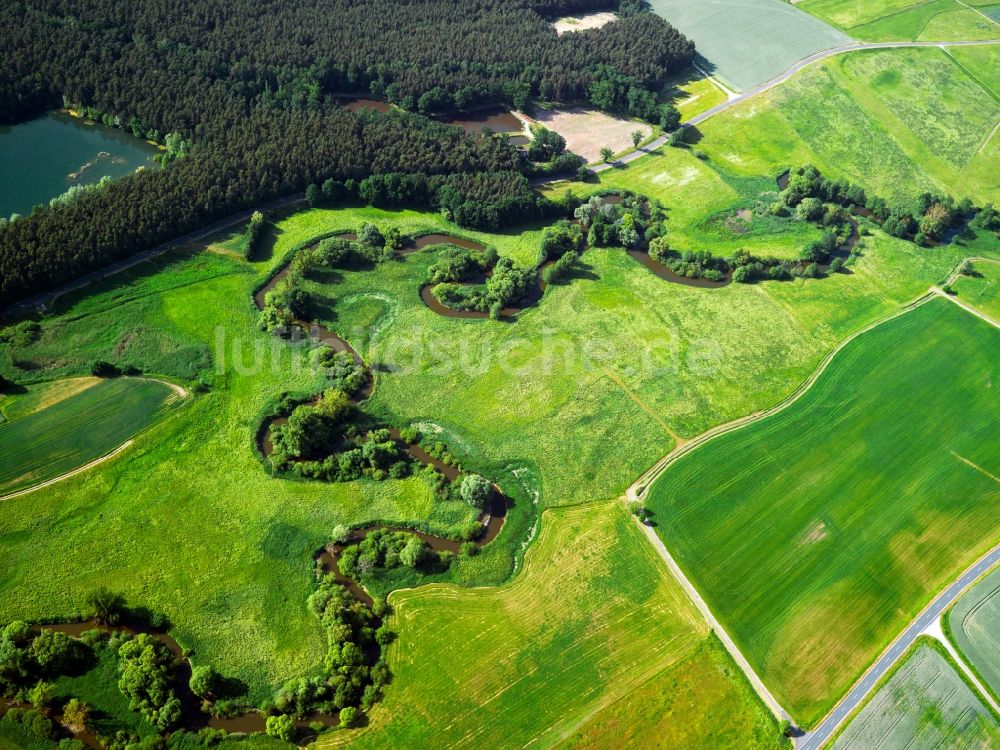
<box><xmin>695</xmin><ymin>46</ymin><xmax>1000</xmax><ymax>204</ymax></box>
<box><xmin>0</xmin><ymin>376</ymin><xmax>183</xmax><ymax>496</ymax></box>
<box><xmin>646</xmin><ymin>0</ymin><xmax>850</xmax><ymax>91</ymax></box>
<box><xmin>830</xmin><ymin>639</ymin><xmax>1000</xmax><ymax>749</ymax></box>
<box><xmin>954</xmin><ymin>261</ymin><xmax>1000</xmax><ymax>320</ymax></box>
<box><xmin>529</xmin><ymin>106</ymin><xmax>650</xmax><ymax>162</ymax></box>
<box><xmin>645</xmin><ymin>299</ymin><xmax>1000</xmax><ymax>725</ymax></box>
<box><xmin>946</xmin><ymin>564</ymin><xmax>1000</xmax><ymax>700</ymax></box>
<box><xmin>797</xmin><ymin>0</ymin><xmax>1000</xmax><ymax>41</ymax></box>
<box><xmin>329</xmin><ymin>501</ymin><xmax>782</xmax><ymax>749</ymax></box>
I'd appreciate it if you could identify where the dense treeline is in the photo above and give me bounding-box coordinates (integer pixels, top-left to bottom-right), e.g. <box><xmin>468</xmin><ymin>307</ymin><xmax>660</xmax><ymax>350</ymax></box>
<box><xmin>0</xmin><ymin>109</ymin><xmax>521</xmax><ymax>305</ymax></box>
<box><xmin>0</xmin><ymin>0</ymin><xmax>693</xmax><ymax>306</ymax></box>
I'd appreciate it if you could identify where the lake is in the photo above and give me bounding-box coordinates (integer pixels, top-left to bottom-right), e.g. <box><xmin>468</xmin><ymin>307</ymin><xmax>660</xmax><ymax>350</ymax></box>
<box><xmin>0</xmin><ymin>111</ymin><xmax>161</xmax><ymax>218</ymax></box>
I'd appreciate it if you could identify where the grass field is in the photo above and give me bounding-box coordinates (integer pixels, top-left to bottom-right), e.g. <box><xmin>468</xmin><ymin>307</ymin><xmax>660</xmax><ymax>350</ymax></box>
<box><xmin>693</xmin><ymin>46</ymin><xmax>1000</xmax><ymax>204</ymax></box>
<box><xmin>830</xmin><ymin>639</ymin><xmax>1000</xmax><ymax>749</ymax></box>
<box><xmin>953</xmin><ymin>260</ymin><xmax>1000</xmax><ymax>320</ymax></box>
<box><xmin>946</xmin><ymin>564</ymin><xmax>1000</xmax><ymax>701</ymax></box>
<box><xmin>1</xmin><ymin>41</ymin><xmax>998</xmax><ymax>721</ymax></box>
<box><xmin>0</xmin><ymin>377</ymin><xmax>183</xmax><ymax>496</ymax></box>
<box><xmin>797</xmin><ymin>0</ymin><xmax>1000</xmax><ymax>41</ymax></box>
<box><xmin>647</xmin><ymin>0</ymin><xmax>850</xmax><ymax>91</ymax></box>
<box><xmin>327</xmin><ymin>501</ymin><xmax>783</xmax><ymax>749</ymax></box>
<box><xmin>644</xmin><ymin>298</ymin><xmax>1000</xmax><ymax>725</ymax></box>
<box><xmin>662</xmin><ymin>71</ymin><xmax>729</xmax><ymax>122</ymax></box>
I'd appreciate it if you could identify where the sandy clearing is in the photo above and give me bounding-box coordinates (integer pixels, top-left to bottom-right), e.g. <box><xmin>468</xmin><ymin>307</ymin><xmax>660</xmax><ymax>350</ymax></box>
<box><xmin>531</xmin><ymin>106</ymin><xmax>650</xmax><ymax>162</ymax></box>
<box><xmin>552</xmin><ymin>11</ymin><xmax>617</xmax><ymax>35</ymax></box>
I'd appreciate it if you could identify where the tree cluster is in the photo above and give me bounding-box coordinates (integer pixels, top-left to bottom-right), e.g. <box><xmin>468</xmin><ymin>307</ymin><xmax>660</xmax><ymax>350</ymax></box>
<box><xmin>116</xmin><ymin>634</ymin><xmax>183</xmax><ymax>732</ymax></box>
<box><xmin>0</xmin><ymin>622</ymin><xmax>93</xmax><ymax>701</ymax></box>
<box><xmin>338</xmin><ymin>531</ymin><xmax>445</xmax><ymax>580</ymax></box>
<box><xmin>272</xmin><ymin>578</ymin><xmax>390</xmax><ymax>719</ymax></box>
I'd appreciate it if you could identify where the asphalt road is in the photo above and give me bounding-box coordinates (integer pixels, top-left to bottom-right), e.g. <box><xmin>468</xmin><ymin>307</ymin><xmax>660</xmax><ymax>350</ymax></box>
<box><xmin>797</xmin><ymin>542</ymin><xmax>1000</xmax><ymax>750</ymax></box>
<box><xmin>592</xmin><ymin>38</ymin><xmax>1000</xmax><ymax>175</ymax></box>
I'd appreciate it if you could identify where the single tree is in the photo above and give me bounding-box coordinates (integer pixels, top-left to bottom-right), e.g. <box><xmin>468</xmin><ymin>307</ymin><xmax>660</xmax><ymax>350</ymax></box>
<box><xmin>631</xmin><ymin>130</ymin><xmax>643</xmax><ymax>148</ymax></box>
<box><xmin>266</xmin><ymin>714</ymin><xmax>296</xmax><ymax>742</ymax></box>
<box><xmin>189</xmin><ymin>664</ymin><xmax>220</xmax><ymax>698</ymax></box>
<box><xmin>339</xmin><ymin>706</ymin><xmax>358</xmax><ymax>729</ymax></box>
<box><xmin>599</xmin><ymin>146</ymin><xmax>613</xmax><ymax>163</ymax></box>
<box><xmin>459</xmin><ymin>474</ymin><xmax>493</xmax><ymax>510</ymax></box>
<box><xmin>87</xmin><ymin>587</ymin><xmax>126</xmax><ymax>625</ymax></box>
<box><xmin>62</xmin><ymin>698</ymin><xmax>90</xmax><ymax>734</ymax></box>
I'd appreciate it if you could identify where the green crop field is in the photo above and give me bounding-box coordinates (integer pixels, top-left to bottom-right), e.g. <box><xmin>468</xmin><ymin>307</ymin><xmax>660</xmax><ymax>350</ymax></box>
<box><xmin>946</xmin><ymin>564</ymin><xmax>1000</xmax><ymax>701</ymax></box>
<box><xmin>326</xmin><ymin>501</ymin><xmax>783</xmax><ymax>749</ymax></box>
<box><xmin>646</xmin><ymin>0</ymin><xmax>850</xmax><ymax>92</ymax></box>
<box><xmin>797</xmin><ymin>0</ymin><xmax>1000</xmax><ymax>41</ymax></box>
<box><xmin>954</xmin><ymin>260</ymin><xmax>1000</xmax><ymax>320</ymax></box>
<box><xmin>830</xmin><ymin>639</ymin><xmax>1000</xmax><ymax>749</ymax></box>
<box><xmin>0</xmin><ymin>377</ymin><xmax>183</xmax><ymax>496</ymax></box>
<box><xmin>644</xmin><ymin>298</ymin><xmax>1000</xmax><ymax>725</ymax></box>
<box><xmin>692</xmin><ymin>46</ymin><xmax>1000</xmax><ymax>205</ymax></box>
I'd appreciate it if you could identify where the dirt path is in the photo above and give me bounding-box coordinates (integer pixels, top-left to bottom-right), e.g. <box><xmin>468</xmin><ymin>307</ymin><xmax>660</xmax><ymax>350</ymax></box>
<box><xmin>597</xmin><ymin>365</ymin><xmax>685</xmax><ymax>446</ymax></box>
<box><xmin>625</xmin><ymin>264</ymin><xmax>1000</xmax><ymax>744</ymax></box>
<box><xmin>0</xmin><ymin>439</ymin><xmax>134</xmax><ymax>502</ymax></box>
<box><xmin>0</xmin><ymin>375</ymin><xmax>191</xmax><ymax>501</ymax></box>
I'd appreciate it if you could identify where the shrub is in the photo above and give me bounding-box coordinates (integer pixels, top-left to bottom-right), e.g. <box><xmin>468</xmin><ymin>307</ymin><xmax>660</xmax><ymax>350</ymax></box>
<box><xmin>266</xmin><ymin>714</ymin><xmax>296</xmax><ymax>743</ymax></box>
<box><xmin>459</xmin><ymin>474</ymin><xmax>493</xmax><ymax>510</ymax></box>
<box><xmin>31</xmin><ymin>630</ymin><xmax>88</xmax><ymax>675</ymax></box>
<box><xmin>189</xmin><ymin>665</ymin><xmax>219</xmax><ymax>698</ymax></box>
<box><xmin>339</xmin><ymin>706</ymin><xmax>358</xmax><ymax>729</ymax></box>
<box><xmin>87</xmin><ymin>587</ymin><xmax>126</xmax><ymax>625</ymax></box>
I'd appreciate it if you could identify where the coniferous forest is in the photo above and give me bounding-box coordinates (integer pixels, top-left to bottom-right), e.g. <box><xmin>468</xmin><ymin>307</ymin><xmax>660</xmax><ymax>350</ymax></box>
<box><xmin>0</xmin><ymin>0</ymin><xmax>694</xmax><ymax>306</ymax></box>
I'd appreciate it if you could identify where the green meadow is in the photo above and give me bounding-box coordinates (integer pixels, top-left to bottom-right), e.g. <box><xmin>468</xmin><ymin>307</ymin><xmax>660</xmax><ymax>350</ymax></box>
<box><xmin>798</xmin><ymin>0</ymin><xmax>1000</xmax><ymax>41</ymax></box>
<box><xmin>954</xmin><ymin>260</ymin><xmax>1000</xmax><ymax>319</ymax></box>
<box><xmin>645</xmin><ymin>298</ymin><xmax>1000</xmax><ymax>725</ymax></box>
<box><xmin>693</xmin><ymin>46</ymin><xmax>1000</xmax><ymax>204</ymax></box>
<box><xmin>326</xmin><ymin>502</ymin><xmax>783</xmax><ymax>749</ymax></box>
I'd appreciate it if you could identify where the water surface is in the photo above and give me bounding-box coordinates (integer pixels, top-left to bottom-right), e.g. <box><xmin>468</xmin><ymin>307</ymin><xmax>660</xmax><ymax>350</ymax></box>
<box><xmin>0</xmin><ymin>111</ymin><xmax>160</xmax><ymax>218</ymax></box>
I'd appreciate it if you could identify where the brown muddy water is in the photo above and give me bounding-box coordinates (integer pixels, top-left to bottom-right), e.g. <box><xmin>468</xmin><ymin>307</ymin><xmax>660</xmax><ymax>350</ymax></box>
<box><xmin>441</xmin><ymin>107</ymin><xmax>523</xmax><ymax>134</ymax></box>
<box><xmin>777</xmin><ymin>170</ymin><xmax>790</xmax><ymax>190</ymax></box>
<box><xmin>626</xmin><ymin>250</ymin><xmax>732</xmax><ymax>288</ymax></box>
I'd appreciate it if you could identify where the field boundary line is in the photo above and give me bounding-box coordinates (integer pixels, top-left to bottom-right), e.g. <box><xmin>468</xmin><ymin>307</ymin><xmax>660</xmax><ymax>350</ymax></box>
<box><xmin>0</xmin><ymin>375</ymin><xmax>191</xmax><ymax>501</ymax></box>
<box><xmin>933</xmin><ymin>285</ymin><xmax>1000</xmax><ymax>330</ymax></box>
<box><xmin>0</xmin><ymin>439</ymin><xmax>135</xmax><ymax>502</ymax></box>
<box><xmin>922</xmin><ymin>618</ymin><xmax>1000</xmax><ymax>716</ymax></box>
<box><xmin>625</xmin><ymin>509</ymin><xmax>792</xmax><ymax>724</ymax></box>
<box><xmin>955</xmin><ymin>0</ymin><xmax>1000</xmax><ymax>27</ymax></box>
<box><xmin>627</xmin><ymin>289</ymin><xmax>937</xmax><ymax>501</ymax></box>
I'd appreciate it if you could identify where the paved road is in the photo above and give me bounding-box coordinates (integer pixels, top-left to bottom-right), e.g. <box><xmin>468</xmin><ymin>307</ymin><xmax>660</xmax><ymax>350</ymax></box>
<box><xmin>592</xmin><ymin>38</ymin><xmax>1000</xmax><ymax>175</ymax></box>
<box><xmin>798</xmin><ymin>543</ymin><xmax>1000</xmax><ymax>750</ymax></box>
<box><xmin>2</xmin><ymin>193</ymin><xmax>304</xmax><ymax>316</ymax></box>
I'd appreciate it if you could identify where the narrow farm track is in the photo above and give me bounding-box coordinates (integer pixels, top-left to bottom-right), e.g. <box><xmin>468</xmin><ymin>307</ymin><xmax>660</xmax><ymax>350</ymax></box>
<box><xmin>0</xmin><ymin>439</ymin><xmax>134</xmax><ymax>502</ymax></box>
<box><xmin>594</xmin><ymin>39</ymin><xmax>1000</xmax><ymax>174</ymax></box>
<box><xmin>628</xmin><ymin>262</ymin><xmax>1000</xmax><ymax>747</ymax></box>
